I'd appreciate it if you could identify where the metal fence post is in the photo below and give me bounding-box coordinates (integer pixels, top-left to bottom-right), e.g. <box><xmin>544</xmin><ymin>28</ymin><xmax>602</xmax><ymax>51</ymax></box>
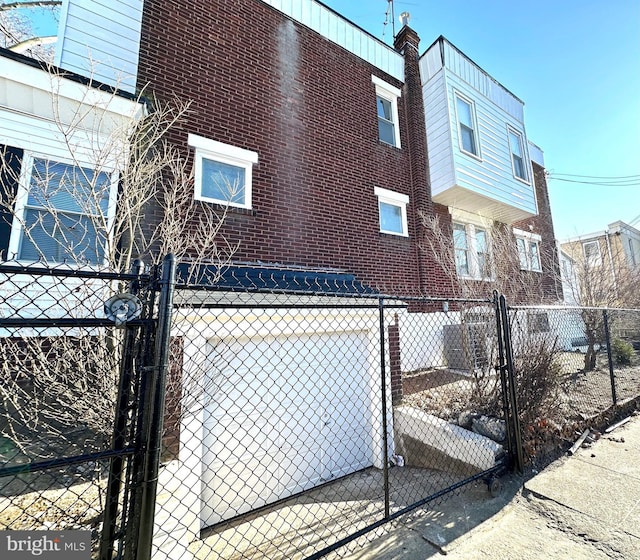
<box><xmin>493</xmin><ymin>292</ymin><xmax>514</xmax><ymax>466</ymax></box>
<box><xmin>100</xmin><ymin>260</ymin><xmax>146</xmax><ymax>560</ymax></box>
<box><xmin>499</xmin><ymin>295</ymin><xmax>524</xmax><ymax>474</ymax></box>
<box><xmin>136</xmin><ymin>254</ymin><xmax>177</xmax><ymax>560</ymax></box>
<box><xmin>603</xmin><ymin>310</ymin><xmax>617</xmax><ymax>406</ymax></box>
<box><xmin>378</xmin><ymin>297</ymin><xmax>390</xmax><ymax>519</ymax></box>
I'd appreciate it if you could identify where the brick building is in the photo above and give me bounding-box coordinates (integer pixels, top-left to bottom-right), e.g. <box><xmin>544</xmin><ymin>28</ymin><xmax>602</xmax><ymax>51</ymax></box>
<box><xmin>136</xmin><ymin>0</ymin><xmax>561</xmax><ymax>300</ymax></box>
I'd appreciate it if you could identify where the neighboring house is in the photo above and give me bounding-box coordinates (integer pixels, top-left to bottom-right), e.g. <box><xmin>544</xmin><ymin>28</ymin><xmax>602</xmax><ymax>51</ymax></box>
<box><xmin>560</xmin><ymin>221</ymin><xmax>640</xmax><ymax>306</ymax></box>
<box><xmin>0</xmin><ymin>47</ymin><xmax>142</xmax><ymax>331</ymax></box>
<box><xmin>419</xmin><ymin>36</ymin><xmax>561</xmax><ymax>302</ymax></box>
<box><xmin>0</xmin><ymin>0</ymin><xmax>144</xmax><ymax>268</ymax></box>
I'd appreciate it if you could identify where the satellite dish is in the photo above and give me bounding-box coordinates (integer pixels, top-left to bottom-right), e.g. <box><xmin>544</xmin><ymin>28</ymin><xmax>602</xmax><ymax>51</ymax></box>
<box><xmin>104</xmin><ymin>293</ymin><xmax>143</xmax><ymax>327</ymax></box>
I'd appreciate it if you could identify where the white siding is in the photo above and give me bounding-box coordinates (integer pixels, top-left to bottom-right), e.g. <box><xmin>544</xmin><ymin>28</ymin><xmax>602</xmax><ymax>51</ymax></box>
<box><xmin>446</xmin><ymin>71</ymin><xmax>537</xmax><ymax>218</ymax></box>
<box><xmin>420</xmin><ymin>37</ymin><xmax>537</xmax><ymax>223</ymax></box>
<box><xmin>260</xmin><ymin>0</ymin><xmax>404</xmax><ymax>82</ymax></box>
<box><xmin>442</xmin><ymin>41</ymin><xmax>524</xmax><ymax>123</ymax></box>
<box><xmin>420</xmin><ymin>40</ymin><xmax>443</xmax><ymax>81</ymax></box>
<box><xmin>528</xmin><ymin>141</ymin><xmax>545</xmax><ymax>167</ymax></box>
<box><xmin>422</xmin><ymin>69</ymin><xmax>455</xmax><ymax>195</ymax></box>
<box><xmin>56</xmin><ymin>0</ymin><xmax>143</xmax><ymax>93</ymax></box>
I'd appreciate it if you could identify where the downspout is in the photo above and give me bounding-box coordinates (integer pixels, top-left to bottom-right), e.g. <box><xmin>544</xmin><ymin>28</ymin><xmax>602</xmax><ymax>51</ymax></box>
<box><xmin>605</xmin><ymin>229</ymin><xmax>618</xmax><ymax>299</ymax></box>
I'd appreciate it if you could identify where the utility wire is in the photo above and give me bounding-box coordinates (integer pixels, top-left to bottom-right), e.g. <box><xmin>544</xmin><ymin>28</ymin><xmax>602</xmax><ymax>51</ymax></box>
<box><xmin>550</xmin><ymin>172</ymin><xmax>640</xmax><ymax>179</ymax></box>
<box><xmin>549</xmin><ymin>177</ymin><xmax>640</xmax><ymax>186</ymax></box>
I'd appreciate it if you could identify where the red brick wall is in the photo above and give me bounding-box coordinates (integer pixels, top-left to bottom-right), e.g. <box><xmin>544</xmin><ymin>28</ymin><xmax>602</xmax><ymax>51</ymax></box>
<box><xmin>137</xmin><ymin>0</ymin><xmax>436</xmax><ymax>293</ymax></box>
<box><xmin>513</xmin><ymin>162</ymin><xmax>563</xmax><ymax>302</ymax></box>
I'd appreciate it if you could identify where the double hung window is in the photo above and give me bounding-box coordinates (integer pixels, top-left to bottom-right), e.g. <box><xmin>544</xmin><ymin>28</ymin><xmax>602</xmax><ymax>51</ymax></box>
<box><xmin>514</xmin><ymin>229</ymin><xmax>542</xmax><ymax>272</ymax></box>
<box><xmin>582</xmin><ymin>240</ymin><xmax>602</xmax><ymax>267</ymax></box>
<box><xmin>12</xmin><ymin>155</ymin><xmax>113</xmax><ymax>264</ymax></box>
<box><xmin>372</xmin><ymin>76</ymin><xmax>401</xmax><ymax>148</ymax></box>
<box><xmin>508</xmin><ymin>127</ymin><xmax>528</xmax><ymax>181</ymax></box>
<box><xmin>453</xmin><ymin>221</ymin><xmax>490</xmax><ymax>279</ymax></box>
<box><xmin>455</xmin><ymin>93</ymin><xmax>479</xmax><ymax>157</ymax></box>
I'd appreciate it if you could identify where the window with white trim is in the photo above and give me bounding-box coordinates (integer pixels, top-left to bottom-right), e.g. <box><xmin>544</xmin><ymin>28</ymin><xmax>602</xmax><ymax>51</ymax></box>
<box><xmin>453</xmin><ymin>222</ymin><xmax>491</xmax><ymax>279</ymax></box>
<box><xmin>582</xmin><ymin>240</ymin><xmax>602</xmax><ymax>266</ymax></box>
<box><xmin>188</xmin><ymin>134</ymin><xmax>258</xmax><ymax>209</ymax></box>
<box><xmin>454</xmin><ymin>93</ymin><xmax>480</xmax><ymax>157</ymax></box>
<box><xmin>372</xmin><ymin>75</ymin><xmax>401</xmax><ymax>148</ymax></box>
<box><xmin>9</xmin><ymin>154</ymin><xmax>115</xmax><ymax>265</ymax></box>
<box><xmin>514</xmin><ymin>229</ymin><xmax>542</xmax><ymax>272</ymax></box>
<box><xmin>528</xmin><ymin>311</ymin><xmax>550</xmax><ymax>333</ymax></box>
<box><xmin>374</xmin><ymin>187</ymin><xmax>408</xmax><ymax>236</ymax></box>
<box><xmin>629</xmin><ymin>238</ymin><xmax>637</xmax><ymax>266</ymax></box>
<box><xmin>508</xmin><ymin>127</ymin><xmax>528</xmax><ymax>181</ymax></box>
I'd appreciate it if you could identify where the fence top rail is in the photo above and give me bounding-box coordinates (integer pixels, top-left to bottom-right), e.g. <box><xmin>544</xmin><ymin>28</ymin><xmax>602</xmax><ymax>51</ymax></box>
<box><xmin>508</xmin><ymin>303</ymin><xmax>640</xmax><ymax>313</ymax></box>
<box><xmin>0</xmin><ymin>263</ymin><xmax>150</xmax><ymax>282</ymax></box>
<box><xmin>173</xmin><ymin>282</ymin><xmax>492</xmax><ymax>306</ymax></box>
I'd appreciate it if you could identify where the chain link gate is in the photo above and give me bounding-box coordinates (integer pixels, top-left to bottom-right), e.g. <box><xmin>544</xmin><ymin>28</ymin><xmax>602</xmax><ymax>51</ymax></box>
<box><xmin>494</xmin><ymin>292</ymin><xmax>524</xmax><ymax>474</ymax></box>
<box><xmin>0</xmin><ymin>255</ymin><xmax>176</xmax><ymax>560</ymax></box>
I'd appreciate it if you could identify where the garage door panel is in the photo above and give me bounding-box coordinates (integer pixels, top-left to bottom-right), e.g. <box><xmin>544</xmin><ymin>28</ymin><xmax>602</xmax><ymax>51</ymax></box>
<box><xmin>211</xmin><ymin>337</ymin><xmax>277</xmax><ymax>371</ymax></box>
<box><xmin>325</xmin><ymin>438</ymin><xmax>372</xmax><ymax>479</ymax></box>
<box><xmin>201</xmin><ymin>330</ymin><xmax>376</xmax><ymax>528</ymax></box>
<box><xmin>278</xmin><ymin>406</ymin><xmax>323</xmax><ymax>449</ymax></box>
<box><xmin>203</xmin><ymin>412</ymin><xmax>280</xmax><ymax>466</ymax></box>
<box><xmin>208</xmin><ymin>365</ymin><xmax>279</xmax><ymax>416</ymax></box>
<box><xmin>278</xmin><ymin>450</ymin><xmax>324</xmax><ymax>494</ymax></box>
<box><xmin>277</xmin><ymin>369</ymin><xmax>323</xmax><ymax>407</ymax></box>
<box><xmin>202</xmin><ymin>456</ymin><xmax>284</xmax><ymax>525</ymax></box>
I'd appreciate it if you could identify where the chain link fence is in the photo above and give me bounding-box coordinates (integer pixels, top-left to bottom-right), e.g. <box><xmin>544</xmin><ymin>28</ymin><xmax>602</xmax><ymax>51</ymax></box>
<box><xmin>0</xmin><ymin>260</ymin><xmax>156</xmax><ymax>560</ymax></box>
<box><xmin>507</xmin><ymin>306</ymin><xmax>640</xmax><ymax>462</ymax></box>
<box><xmin>3</xmin><ymin>258</ymin><xmax>639</xmax><ymax>560</ymax></box>
<box><xmin>151</xmin><ymin>269</ymin><xmax>510</xmax><ymax>560</ymax></box>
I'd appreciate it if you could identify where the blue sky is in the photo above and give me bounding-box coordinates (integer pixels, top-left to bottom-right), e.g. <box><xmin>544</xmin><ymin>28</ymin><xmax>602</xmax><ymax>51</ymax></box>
<box><xmin>321</xmin><ymin>0</ymin><xmax>640</xmax><ymax>240</ymax></box>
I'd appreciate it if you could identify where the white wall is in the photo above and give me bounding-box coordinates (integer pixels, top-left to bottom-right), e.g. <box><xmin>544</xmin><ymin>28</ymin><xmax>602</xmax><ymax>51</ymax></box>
<box><xmin>420</xmin><ymin>38</ymin><xmax>538</xmax><ymax>224</ymax></box>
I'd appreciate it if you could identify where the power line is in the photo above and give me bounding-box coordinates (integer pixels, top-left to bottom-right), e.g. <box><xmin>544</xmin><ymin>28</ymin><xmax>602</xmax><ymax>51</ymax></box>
<box><xmin>550</xmin><ymin>172</ymin><xmax>640</xmax><ymax>179</ymax></box>
<box><xmin>549</xmin><ymin>177</ymin><xmax>640</xmax><ymax>186</ymax></box>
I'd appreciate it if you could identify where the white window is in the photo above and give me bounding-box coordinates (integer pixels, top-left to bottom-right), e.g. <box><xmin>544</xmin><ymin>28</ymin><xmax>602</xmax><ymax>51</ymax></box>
<box><xmin>514</xmin><ymin>229</ymin><xmax>542</xmax><ymax>272</ymax></box>
<box><xmin>528</xmin><ymin>311</ymin><xmax>550</xmax><ymax>333</ymax></box>
<box><xmin>372</xmin><ymin>75</ymin><xmax>401</xmax><ymax>148</ymax></box>
<box><xmin>508</xmin><ymin>127</ymin><xmax>528</xmax><ymax>181</ymax></box>
<box><xmin>628</xmin><ymin>238</ymin><xmax>637</xmax><ymax>266</ymax></box>
<box><xmin>8</xmin><ymin>154</ymin><xmax>115</xmax><ymax>265</ymax></box>
<box><xmin>188</xmin><ymin>134</ymin><xmax>258</xmax><ymax>209</ymax></box>
<box><xmin>374</xmin><ymin>187</ymin><xmax>408</xmax><ymax>236</ymax></box>
<box><xmin>454</xmin><ymin>93</ymin><xmax>480</xmax><ymax>157</ymax></box>
<box><xmin>583</xmin><ymin>240</ymin><xmax>602</xmax><ymax>266</ymax></box>
<box><xmin>453</xmin><ymin>222</ymin><xmax>490</xmax><ymax>279</ymax></box>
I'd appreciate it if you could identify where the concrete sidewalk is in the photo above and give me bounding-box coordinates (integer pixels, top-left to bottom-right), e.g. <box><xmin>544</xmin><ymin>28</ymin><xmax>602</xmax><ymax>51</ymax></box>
<box><xmin>341</xmin><ymin>413</ymin><xmax>640</xmax><ymax>559</ymax></box>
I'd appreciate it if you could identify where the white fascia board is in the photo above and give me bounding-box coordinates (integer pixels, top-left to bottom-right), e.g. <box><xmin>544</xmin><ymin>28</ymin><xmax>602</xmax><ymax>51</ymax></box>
<box><xmin>187</xmin><ymin>134</ymin><xmax>259</xmax><ymax>164</ymax></box>
<box><xmin>513</xmin><ymin>228</ymin><xmax>542</xmax><ymax>242</ymax></box>
<box><xmin>0</xmin><ymin>55</ymin><xmax>143</xmax><ymax>120</ymax></box>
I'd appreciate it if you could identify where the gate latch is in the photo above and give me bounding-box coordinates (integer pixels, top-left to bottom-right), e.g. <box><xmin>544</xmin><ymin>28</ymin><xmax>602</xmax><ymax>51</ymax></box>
<box><xmin>104</xmin><ymin>293</ymin><xmax>143</xmax><ymax>327</ymax></box>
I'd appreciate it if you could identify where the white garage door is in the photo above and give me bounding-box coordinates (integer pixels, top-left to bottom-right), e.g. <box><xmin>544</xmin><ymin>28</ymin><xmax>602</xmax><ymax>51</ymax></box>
<box><xmin>201</xmin><ymin>331</ymin><xmax>375</xmax><ymax>527</ymax></box>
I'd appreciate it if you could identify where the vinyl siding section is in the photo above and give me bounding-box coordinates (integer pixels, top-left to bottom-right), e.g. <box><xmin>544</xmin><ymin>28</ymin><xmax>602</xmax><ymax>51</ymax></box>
<box><xmin>421</xmin><ymin>67</ymin><xmax>455</xmax><ymax>195</ymax></box>
<box><xmin>528</xmin><ymin>141</ymin><xmax>545</xmax><ymax>167</ymax></box>
<box><xmin>259</xmin><ymin>0</ymin><xmax>404</xmax><ymax>82</ymax></box>
<box><xmin>56</xmin><ymin>0</ymin><xmax>143</xmax><ymax>93</ymax></box>
<box><xmin>420</xmin><ymin>38</ymin><xmax>537</xmax><ymax>223</ymax></box>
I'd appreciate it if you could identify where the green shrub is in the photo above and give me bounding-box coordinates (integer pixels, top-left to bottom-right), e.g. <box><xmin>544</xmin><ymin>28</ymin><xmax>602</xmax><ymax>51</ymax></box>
<box><xmin>612</xmin><ymin>338</ymin><xmax>634</xmax><ymax>365</ymax></box>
